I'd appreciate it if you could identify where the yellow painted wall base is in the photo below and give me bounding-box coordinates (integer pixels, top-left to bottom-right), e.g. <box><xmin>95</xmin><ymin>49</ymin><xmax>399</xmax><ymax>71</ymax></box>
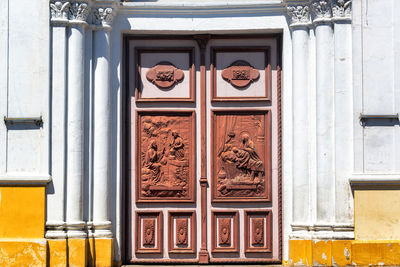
<box><xmin>48</xmin><ymin>239</ymin><xmax>67</xmax><ymax>267</ymax></box>
<box><xmin>88</xmin><ymin>238</ymin><xmax>113</xmax><ymax>267</ymax></box>
<box><xmin>68</xmin><ymin>238</ymin><xmax>87</xmax><ymax>267</ymax></box>
<box><xmin>289</xmin><ymin>239</ymin><xmax>400</xmax><ymax>266</ymax></box>
<box><xmin>0</xmin><ymin>239</ymin><xmax>47</xmax><ymax>267</ymax></box>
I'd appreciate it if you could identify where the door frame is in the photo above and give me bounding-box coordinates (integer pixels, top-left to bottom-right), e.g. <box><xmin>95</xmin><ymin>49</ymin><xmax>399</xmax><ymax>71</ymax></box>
<box><xmin>122</xmin><ymin>33</ymin><xmax>283</xmax><ymax>264</ymax></box>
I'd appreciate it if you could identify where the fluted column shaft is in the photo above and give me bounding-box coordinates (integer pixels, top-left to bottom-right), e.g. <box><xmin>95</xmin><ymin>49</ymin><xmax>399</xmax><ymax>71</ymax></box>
<box><xmin>92</xmin><ymin>7</ymin><xmax>114</xmax><ymax>238</ymax></box>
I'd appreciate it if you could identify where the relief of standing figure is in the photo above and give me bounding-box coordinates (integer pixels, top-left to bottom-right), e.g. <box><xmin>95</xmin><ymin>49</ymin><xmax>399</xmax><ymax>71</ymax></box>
<box><xmin>169</xmin><ymin>131</ymin><xmax>185</xmax><ymax>160</ymax></box>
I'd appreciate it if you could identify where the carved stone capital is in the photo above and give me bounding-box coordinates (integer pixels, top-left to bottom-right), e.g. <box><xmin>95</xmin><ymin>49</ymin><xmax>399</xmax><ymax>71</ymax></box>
<box><xmin>287</xmin><ymin>5</ymin><xmax>311</xmax><ymax>27</ymax></box>
<box><xmin>50</xmin><ymin>1</ymin><xmax>70</xmax><ymax>25</ymax></box>
<box><xmin>312</xmin><ymin>0</ymin><xmax>332</xmax><ymax>23</ymax></box>
<box><xmin>332</xmin><ymin>0</ymin><xmax>352</xmax><ymax>21</ymax></box>
<box><xmin>93</xmin><ymin>7</ymin><xmax>114</xmax><ymax>28</ymax></box>
<box><xmin>69</xmin><ymin>2</ymin><xmax>90</xmax><ymax>22</ymax></box>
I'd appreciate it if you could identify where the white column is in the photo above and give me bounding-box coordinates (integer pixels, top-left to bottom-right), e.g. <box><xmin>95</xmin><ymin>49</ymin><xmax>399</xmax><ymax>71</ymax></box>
<box><xmin>287</xmin><ymin>5</ymin><xmax>311</xmax><ymax>236</ymax></box>
<box><xmin>312</xmin><ymin>0</ymin><xmax>335</xmax><ymax>229</ymax></box>
<box><xmin>66</xmin><ymin>1</ymin><xmax>90</xmax><ymax>239</ymax></box>
<box><xmin>332</xmin><ymin>1</ymin><xmax>353</xmax><ymax>236</ymax></box>
<box><xmin>92</xmin><ymin>7</ymin><xmax>114</xmax><ymax>238</ymax></box>
<box><xmin>46</xmin><ymin>1</ymin><xmax>70</xmax><ymax>240</ymax></box>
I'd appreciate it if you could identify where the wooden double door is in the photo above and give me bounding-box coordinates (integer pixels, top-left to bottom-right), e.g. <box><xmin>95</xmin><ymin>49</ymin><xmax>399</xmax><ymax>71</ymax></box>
<box><xmin>126</xmin><ymin>35</ymin><xmax>281</xmax><ymax>264</ymax></box>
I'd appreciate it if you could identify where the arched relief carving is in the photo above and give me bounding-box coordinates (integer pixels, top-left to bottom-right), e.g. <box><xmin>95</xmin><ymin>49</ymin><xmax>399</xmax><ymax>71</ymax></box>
<box><xmin>146</xmin><ymin>62</ymin><xmax>184</xmax><ymax>89</ymax></box>
<box><xmin>221</xmin><ymin>60</ymin><xmax>260</xmax><ymax>89</ymax></box>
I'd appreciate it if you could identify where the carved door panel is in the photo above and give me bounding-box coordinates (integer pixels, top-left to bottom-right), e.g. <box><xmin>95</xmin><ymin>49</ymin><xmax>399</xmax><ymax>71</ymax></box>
<box><xmin>126</xmin><ymin>36</ymin><xmax>281</xmax><ymax>264</ymax></box>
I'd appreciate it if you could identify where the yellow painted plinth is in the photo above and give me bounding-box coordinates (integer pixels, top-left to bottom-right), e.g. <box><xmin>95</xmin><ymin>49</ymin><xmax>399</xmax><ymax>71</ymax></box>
<box><xmin>48</xmin><ymin>239</ymin><xmax>67</xmax><ymax>267</ymax></box>
<box><xmin>89</xmin><ymin>238</ymin><xmax>113</xmax><ymax>267</ymax></box>
<box><xmin>0</xmin><ymin>187</ymin><xmax>45</xmax><ymax>238</ymax></box>
<box><xmin>68</xmin><ymin>238</ymin><xmax>87</xmax><ymax>267</ymax></box>
<box><xmin>289</xmin><ymin>239</ymin><xmax>400</xmax><ymax>266</ymax></box>
<box><xmin>0</xmin><ymin>239</ymin><xmax>47</xmax><ymax>266</ymax></box>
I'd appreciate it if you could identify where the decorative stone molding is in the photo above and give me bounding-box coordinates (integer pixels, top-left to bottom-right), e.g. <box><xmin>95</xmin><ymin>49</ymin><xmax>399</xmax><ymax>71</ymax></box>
<box><xmin>69</xmin><ymin>2</ymin><xmax>90</xmax><ymax>22</ymax></box>
<box><xmin>93</xmin><ymin>7</ymin><xmax>114</xmax><ymax>28</ymax></box>
<box><xmin>312</xmin><ymin>0</ymin><xmax>332</xmax><ymax>22</ymax></box>
<box><xmin>50</xmin><ymin>1</ymin><xmax>70</xmax><ymax>20</ymax></box>
<box><xmin>332</xmin><ymin>0</ymin><xmax>351</xmax><ymax>20</ymax></box>
<box><xmin>287</xmin><ymin>5</ymin><xmax>310</xmax><ymax>27</ymax></box>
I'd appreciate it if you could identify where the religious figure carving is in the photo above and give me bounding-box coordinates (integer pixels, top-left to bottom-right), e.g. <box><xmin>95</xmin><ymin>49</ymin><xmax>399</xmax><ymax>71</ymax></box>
<box><xmin>146</xmin><ymin>62</ymin><xmax>184</xmax><ymax>89</ymax></box>
<box><xmin>139</xmin><ymin>113</ymin><xmax>193</xmax><ymax>201</ymax></box>
<box><xmin>221</xmin><ymin>60</ymin><xmax>260</xmax><ymax>88</ymax></box>
<box><xmin>176</xmin><ymin>218</ymin><xmax>188</xmax><ymax>245</ymax></box>
<box><xmin>252</xmin><ymin>218</ymin><xmax>264</xmax><ymax>246</ymax></box>
<box><xmin>214</xmin><ymin>113</ymin><xmax>267</xmax><ymax>200</ymax></box>
<box><xmin>143</xmin><ymin>218</ymin><xmax>155</xmax><ymax>246</ymax></box>
<box><xmin>218</xmin><ymin>218</ymin><xmax>231</xmax><ymax>246</ymax></box>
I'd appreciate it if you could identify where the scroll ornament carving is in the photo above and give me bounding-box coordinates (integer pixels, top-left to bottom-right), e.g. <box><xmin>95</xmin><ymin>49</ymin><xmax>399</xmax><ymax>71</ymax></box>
<box><xmin>218</xmin><ymin>218</ymin><xmax>231</xmax><ymax>246</ymax></box>
<box><xmin>332</xmin><ymin>0</ymin><xmax>352</xmax><ymax>19</ymax></box>
<box><xmin>69</xmin><ymin>2</ymin><xmax>90</xmax><ymax>22</ymax></box>
<box><xmin>143</xmin><ymin>218</ymin><xmax>156</xmax><ymax>246</ymax></box>
<box><xmin>221</xmin><ymin>61</ymin><xmax>260</xmax><ymax>88</ymax></box>
<box><xmin>312</xmin><ymin>0</ymin><xmax>332</xmax><ymax>20</ymax></box>
<box><xmin>146</xmin><ymin>63</ymin><xmax>184</xmax><ymax>89</ymax></box>
<box><xmin>50</xmin><ymin>1</ymin><xmax>70</xmax><ymax>20</ymax></box>
<box><xmin>176</xmin><ymin>218</ymin><xmax>188</xmax><ymax>245</ymax></box>
<box><xmin>252</xmin><ymin>218</ymin><xmax>264</xmax><ymax>246</ymax></box>
<box><xmin>287</xmin><ymin>5</ymin><xmax>310</xmax><ymax>26</ymax></box>
<box><xmin>93</xmin><ymin>7</ymin><xmax>114</xmax><ymax>27</ymax></box>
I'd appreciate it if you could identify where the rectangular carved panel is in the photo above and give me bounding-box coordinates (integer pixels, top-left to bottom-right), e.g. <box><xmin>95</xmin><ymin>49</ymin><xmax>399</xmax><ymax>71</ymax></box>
<box><xmin>244</xmin><ymin>210</ymin><xmax>272</xmax><ymax>253</ymax></box>
<box><xmin>136</xmin><ymin>111</ymin><xmax>195</xmax><ymax>203</ymax></box>
<box><xmin>136</xmin><ymin>211</ymin><xmax>163</xmax><ymax>254</ymax></box>
<box><xmin>212</xmin><ymin>110</ymin><xmax>271</xmax><ymax>202</ymax></box>
<box><xmin>176</xmin><ymin>218</ymin><xmax>188</xmax><ymax>245</ymax></box>
<box><xmin>211</xmin><ymin>211</ymin><xmax>239</xmax><ymax>253</ymax></box>
<box><xmin>218</xmin><ymin>218</ymin><xmax>231</xmax><ymax>246</ymax></box>
<box><xmin>168</xmin><ymin>211</ymin><xmax>196</xmax><ymax>253</ymax></box>
<box><xmin>142</xmin><ymin>218</ymin><xmax>156</xmax><ymax>246</ymax></box>
<box><xmin>211</xmin><ymin>47</ymin><xmax>271</xmax><ymax>102</ymax></box>
<box><xmin>135</xmin><ymin>47</ymin><xmax>195</xmax><ymax>102</ymax></box>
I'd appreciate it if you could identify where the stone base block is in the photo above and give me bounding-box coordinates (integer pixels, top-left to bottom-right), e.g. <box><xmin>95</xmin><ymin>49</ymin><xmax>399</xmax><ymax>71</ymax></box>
<box><xmin>68</xmin><ymin>238</ymin><xmax>87</xmax><ymax>267</ymax></box>
<box><xmin>88</xmin><ymin>238</ymin><xmax>113</xmax><ymax>267</ymax></box>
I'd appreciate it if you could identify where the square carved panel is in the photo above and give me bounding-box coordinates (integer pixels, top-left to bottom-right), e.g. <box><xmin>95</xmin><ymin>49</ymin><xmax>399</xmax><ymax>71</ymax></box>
<box><xmin>136</xmin><ymin>111</ymin><xmax>196</xmax><ymax>203</ymax></box>
<box><xmin>135</xmin><ymin>211</ymin><xmax>163</xmax><ymax>254</ymax></box>
<box><xmin>135</xmin><ymin>47</ymin><xmax>195</xmax><ymax>102</ymax></box>
<box><xmin>211</xmin><ymin>110</ymin><xmax>271</xmax><ymax>202</ymax></box>
<box><xmin>211</xmin><ymin>211</ymin><xmax>239</xmax><ymax>253</ymax></box>
<box><xmin>168</xmin><ymin>211</ymin><xmax>196</xmax><ymax>254</ymax></box>
<box><xmin>211</xmin><ymin>47</ymin><xmax>271</xmax><ymax>102</ymax></box>
<box><xmin>244</xmin><ymin>210</ymin><xmax>272</xmax><ymax>253</ymax></box>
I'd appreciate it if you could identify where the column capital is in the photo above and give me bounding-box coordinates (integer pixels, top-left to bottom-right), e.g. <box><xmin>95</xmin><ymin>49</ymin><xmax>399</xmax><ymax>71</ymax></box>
<box><xmin>286</xmin><ymin>4</ymin><xmax>311</xmax><ymax>28</ymax></box>
<box><xmin>69</xmin><ymin>1</ymin><xmax>91</xmax><ymax>25</ymax></box>
<box><xmin>50</xmin><ymin>1</ymin><xmax>70</xmax><ymax>26</ymax></box>
<box><xmin>332</xmin><ymin>0</ymin><xmax>352</xmax><ymax>22</ymax></box>
<box><xmin>92</xmin><ymin>7</ymin><xmax>115</xmax><ymax>30</ymax></box>
<box><xmin>311</xmin><ymin>0</ymin><xmax>332</xmax><ymax>24</ymax></box>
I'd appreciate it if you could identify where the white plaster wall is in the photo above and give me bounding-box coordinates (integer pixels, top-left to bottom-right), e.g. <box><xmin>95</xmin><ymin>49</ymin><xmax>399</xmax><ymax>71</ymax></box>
<box><xmin>0</xmin><ymin>0</ymin><xmax>49</xmax><ymax>177</ymax></box>
<box><xmin>353</xmin><ymin>0</ymin><xmax>400</xmax><ymax>174</ymax></box>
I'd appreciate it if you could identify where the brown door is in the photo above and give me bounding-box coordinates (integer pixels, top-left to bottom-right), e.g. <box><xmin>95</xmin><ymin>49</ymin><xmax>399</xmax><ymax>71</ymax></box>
<box><xmin>125</xmin><ymin>35</ymin><xmax>281</xmax><ymax>264</ymax></box>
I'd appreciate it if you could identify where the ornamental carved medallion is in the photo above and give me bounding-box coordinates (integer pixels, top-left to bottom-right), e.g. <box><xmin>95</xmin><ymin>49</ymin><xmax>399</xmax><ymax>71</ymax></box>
<box><xmin>213</xmin><ymin>111</ymin><xmax>269</xmax><ymax>201</ymax></box>
<box><xmin>252</xmin><ymin>218</ymin><xmax>264</xmax><ymax>246</ymax></box>
<box><xmin>143</xmin><ymin>218</ymin><xmax>155</xmax><ymax>246</ymax></box>
<box><xmin>176</xmin><ymin>218</ymin><xmax>188</xmax><ymax>246</ymax></box>
<box><xmin>221</xmin><ymin>60</ymin><xmax>260</xmax><ymax>88</ymax></box>
<box><xmin>137</xmin><ymin>112</ymin><xmax>194</xmax><ymax>202</ymax></box>
<box><xmin>146</xmin><ymin>62</ymin><xmax>184</xmax><ymax>89</ymax></box>
<box><xmin>218</xmin><ymin>218</ymin><xmax>231</xmax><ymax>246</ymax></box>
